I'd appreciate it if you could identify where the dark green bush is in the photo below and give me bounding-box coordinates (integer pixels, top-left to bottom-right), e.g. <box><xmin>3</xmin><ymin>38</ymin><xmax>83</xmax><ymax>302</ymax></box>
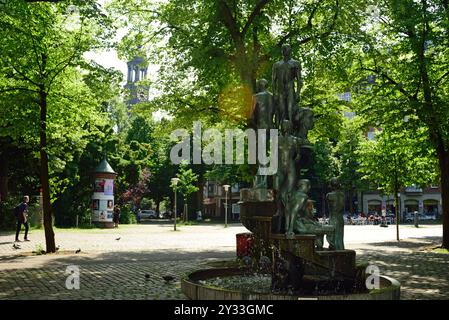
<box><xmin>119</xmin><ymin>204</ymin><xmax>137</xmax><ymax>224</ymax></box>
<box><xmin>0</xmin><ymin>196</ymin><xmax>21</xmax><ymax>230</ymax></box>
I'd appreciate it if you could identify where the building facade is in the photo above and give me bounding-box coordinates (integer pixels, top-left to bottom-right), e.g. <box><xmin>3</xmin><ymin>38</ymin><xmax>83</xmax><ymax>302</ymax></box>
<box><xmin>362</xmin><ymin>186</ymin><xmax>441</xmax><ymax>220</ymax></box>
<box><xmin>203</xmin><ymin>181</ymin><xmax>241</xmax><ymax>221</ymax></box>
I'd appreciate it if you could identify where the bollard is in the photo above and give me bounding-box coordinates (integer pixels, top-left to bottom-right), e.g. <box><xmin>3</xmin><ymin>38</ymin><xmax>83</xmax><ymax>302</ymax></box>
<box><xmin>414</xmin><ymin>211</ymin><xmax>419</xmax><ymax>228</ymax></box>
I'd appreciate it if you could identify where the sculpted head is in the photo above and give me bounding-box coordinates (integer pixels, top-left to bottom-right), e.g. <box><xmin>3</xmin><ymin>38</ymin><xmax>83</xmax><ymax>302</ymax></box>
<box><xmin>329</xmin><ymin>177</ymin><xmax>341</xmax><ymax>190</ymax></box>
<box><xmin>256</xmin><ymin>79</ymin><xmax>268</xmax><ymax>93</ymax></box>
<box><xmin>281</xmin><ymin>44</ymin><xmax>292</xmax><ymax>60</ymax></box>
<box><xmin>298</xmin><ymin>179</ymin><xmax>311</xmax><ymax>193</ymax></box>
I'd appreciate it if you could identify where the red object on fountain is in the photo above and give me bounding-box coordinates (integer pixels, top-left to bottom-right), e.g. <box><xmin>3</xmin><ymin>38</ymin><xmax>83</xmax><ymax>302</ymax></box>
<box><xmin>236</xmin><ymin>233</ymin><xmax>253</xmax><ymax>258</ymax></box>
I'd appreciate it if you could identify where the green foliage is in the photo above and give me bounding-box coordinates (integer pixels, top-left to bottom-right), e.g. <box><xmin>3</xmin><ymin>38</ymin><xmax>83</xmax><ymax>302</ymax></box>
<box><xmin>108</xmin><ymin>0</ymin><xmax>368</xmax><ymax>128</ymax></box>
<box><xmin>334</xmin><ymin>119</ymin><xmax>366</xmax><ymax>192</ymax></box>
<box><xmin>312</xmin><ymin>138</ymin><xmax>338</xmax><ymax>185</ymax></box>
<box><xmin>175</xmin><ymin>162</ymin><xmax>199</xmax><ymax>202</ymax></box>
<box><xmin>346</xmin><ymin>0</ymin><xmax>449</xmax><ymax>178</ymax></box>
<box><xmin>357</xmin><ymin>124</ymin><xmax>437</xmax><ymax>195</ymax></box>
<box><xmin>0</xmin><ymin>195</ymin><xmax>21</xmax><ymax>230</ymax></box>
<box><xmin>33</xmin><ymin>244</ymin><xmax>46</xmax><ymax>256</ymax></box>
<box><xmin>119</xmin><ymin>204</ymin><xmax>137</xmax><ymax>224</ymax></box>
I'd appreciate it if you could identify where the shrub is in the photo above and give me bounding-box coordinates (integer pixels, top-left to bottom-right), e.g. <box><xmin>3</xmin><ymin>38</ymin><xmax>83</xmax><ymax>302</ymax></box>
<box><xmin>33</xmin><ymin>244</ymin><xmax>46</xmax><ymax>255</ymax></box>
<box><xmin>119</xmin><ymin>204</ymin><xmax>137</xmax><ymax>224</ymax></box>
<box><xmin>27</xmin><ymin>202</ymin><xmax>42</xmax><ymax>228</ymax></box>
<box><xmin>0</xmin><ymin>196</ymin><xmax>21</xmax><ymax>231</ymax></box>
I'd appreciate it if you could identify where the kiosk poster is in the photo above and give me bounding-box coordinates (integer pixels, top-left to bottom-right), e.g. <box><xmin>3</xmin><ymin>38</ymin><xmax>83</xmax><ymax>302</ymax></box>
<box><xmin>104</xmin><ymin>179</ymin><xmax>114</xmax><ymax>195</ymax></box>
<box><xmin>94</xmin><ymin>179</ymin><xmax>105</xmax><ymax>193</ymax></box>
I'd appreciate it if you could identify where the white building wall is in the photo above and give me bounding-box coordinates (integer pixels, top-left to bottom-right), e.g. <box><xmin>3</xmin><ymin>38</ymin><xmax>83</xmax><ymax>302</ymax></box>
<box><xmin>363</xmin><ymin>192</ymin><xmax>442</xmax><ymax>219</ymax></box>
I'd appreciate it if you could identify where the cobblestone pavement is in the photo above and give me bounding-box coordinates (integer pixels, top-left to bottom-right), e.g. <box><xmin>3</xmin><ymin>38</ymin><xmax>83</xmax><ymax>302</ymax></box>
<box><xmin>0</xmin><ymin>223</ymin><xmax>448</xmax><ymax>300</ymax></box>
<box><xmin>0</xmin><ymin>258</ymin><xmax>208</xmax><ymax>300</ymax></box>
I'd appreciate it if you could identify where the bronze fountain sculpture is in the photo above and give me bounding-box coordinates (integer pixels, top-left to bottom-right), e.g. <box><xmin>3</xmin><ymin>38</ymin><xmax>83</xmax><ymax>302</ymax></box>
<box><xmin>181</xmin><ymin>44</ymin><xmax>400</xmax><ymax>299</ymax></box>
<box><xmin>241</xmin><ymin>44</ymin><xmax>361</xmax><ymax>293</ymax></box>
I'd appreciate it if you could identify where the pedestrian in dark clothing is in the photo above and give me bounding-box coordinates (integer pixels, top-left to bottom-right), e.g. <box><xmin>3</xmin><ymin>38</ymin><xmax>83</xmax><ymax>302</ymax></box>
<box><xmin>113</xmin><ymin>205</ymin><xmax>121</xmax><ymax>228</ymax></box>
<box><xmin>15</xmin><ymin>195</ymin><xmax>30</xmax><ymax>242</ymax></box>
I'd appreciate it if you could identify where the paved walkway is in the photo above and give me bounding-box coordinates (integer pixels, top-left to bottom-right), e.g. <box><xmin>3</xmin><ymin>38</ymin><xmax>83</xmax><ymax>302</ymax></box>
<box><xmin>0</xmin><ymin>223</ymin><xmax>448</xmax><ymax>300</ymax></box>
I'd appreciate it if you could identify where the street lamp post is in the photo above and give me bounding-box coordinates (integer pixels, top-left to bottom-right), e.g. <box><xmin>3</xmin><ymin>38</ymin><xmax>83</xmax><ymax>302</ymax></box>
<box><xmin>171</xmin><ymin>177</ymin><xmax>180</xmax><ymax>231</ymax></box>
<box><xmin>223</xmin><ymin>185</ymin><xmax>230</xmax><ymax>228</ymax></box>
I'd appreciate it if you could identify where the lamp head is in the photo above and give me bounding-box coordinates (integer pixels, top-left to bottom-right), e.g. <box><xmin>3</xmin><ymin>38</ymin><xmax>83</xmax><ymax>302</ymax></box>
<box><xmin>171</xmin><ymin>177</ymin><xmax>180</xmax><ymax>186</ymax></box>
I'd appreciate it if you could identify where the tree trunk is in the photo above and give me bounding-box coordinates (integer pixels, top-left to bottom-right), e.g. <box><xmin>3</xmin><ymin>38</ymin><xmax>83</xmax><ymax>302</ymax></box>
<box><xmin>39</xmin><ymin>89</ymin><xmax>56</xmax><ymax>253</ymax></box>
<box><xmin>235</xmin><ymin>42</ymin><xmax>256</xmax><ymax>92</ymax></box>
<box><xmin>184</xmin><ymin>202</ymin><xmax>188</xmax><ymax>221</ymax></box>
<box><xmin>437</xmin><ymin>145</ymin><xmax>449</xmax><ymax>249</ymax></box>
<box><xmin>394</xmin><ymin>188</ymin><xmax>400</xmax><ymax>241</ymax></box>
<box><xmin>196</xmin><ymin>179</ymin><xmax>204</xmax><ymax>213</ymax></box>
<box><xmin>348</xmin><ymin>189</ymin><xmax>354</xmax><ymax>214</ymax></box>
<box><xmin>155</xmin><ymin>200</ymin><xmax>160</xmax><ymax>215</ymax></box>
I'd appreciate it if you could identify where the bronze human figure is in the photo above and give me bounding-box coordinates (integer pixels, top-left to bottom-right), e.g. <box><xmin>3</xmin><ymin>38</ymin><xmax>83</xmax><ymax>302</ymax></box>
<box><xmin>251</xmin><ymin>79</ymin><xmax>274</xmax><ymax>130</ymax></box>
<box><xmin>326</xmin><ymin>177</ymin><xmax>345</xmax><ymax>250</ymax></box>
<box><xmin>274</xmin><ymin>120</ymin><xmax>301</xmax><ymax>231</ymax></box>
<box><xmin>251</xmin><ymin>79</ymin><xmax>275</xmax><ymax>189</ymax></box>
<box><xmin>293</xmin><ymin>107</ymin><xmax>314</xmax><ymax>144</ymax></box>
<box><xmin>285</xmin><ymin>179</ymin><xmax>311</xmax><ymax>236</ymax></box>
<box><xmin>272</xmin><ymin>44</ymin><xmax>302</xmax><ymax>127</ymax></box>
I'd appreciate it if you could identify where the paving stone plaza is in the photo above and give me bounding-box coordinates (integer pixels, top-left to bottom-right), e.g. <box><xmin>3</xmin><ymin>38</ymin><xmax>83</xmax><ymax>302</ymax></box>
<box><xmin>0</xmin><ymin>223</ymin><xmax>448</xmax><ymax>300</ymax></box>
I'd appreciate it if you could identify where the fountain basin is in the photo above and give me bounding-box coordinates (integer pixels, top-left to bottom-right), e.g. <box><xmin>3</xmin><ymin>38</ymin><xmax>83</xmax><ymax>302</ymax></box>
<box><xmin>181</xmin><ymin>268</ymin><xmax>400</xmax><ymax>300</ymax></box>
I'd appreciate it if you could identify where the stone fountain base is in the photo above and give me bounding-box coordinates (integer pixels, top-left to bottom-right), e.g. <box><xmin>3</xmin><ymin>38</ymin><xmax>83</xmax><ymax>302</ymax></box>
<box><xmin>187</xmin><ymin>188</ymin><xmax>401</xmax><ymax>300</ymax></box>
<box><xmin>181</xmin><ymin>268</ymin><xmax>401</xmax><ymax>300</ymax></box>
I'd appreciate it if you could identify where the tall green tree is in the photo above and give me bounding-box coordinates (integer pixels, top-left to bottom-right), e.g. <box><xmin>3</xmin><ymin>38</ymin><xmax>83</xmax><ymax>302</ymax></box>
<box><xmin>176</xmin><ymin>162</ymin><xmax>199</xmax><ymax>221</ymax></box>
<box><xmin>0</xmin><ymin>0</ymin><xmax>113</xmax><ymax>251</ymax></box>
<box><xmin>349</xmin><ymin>0</ymin><xmax>449</xmax><ymax>248</ymax></box>
<box><xmin>357</xmin><ymin>124</ymin><xmax>437</xmax><ymax>240</ymax></box>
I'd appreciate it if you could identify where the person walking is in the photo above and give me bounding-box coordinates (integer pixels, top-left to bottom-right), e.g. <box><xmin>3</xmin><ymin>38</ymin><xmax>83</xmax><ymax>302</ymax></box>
<box><xmin>113</xmin><ymin>205</ymin><xmax>121</xmax><ymax>228</ymax></box>
<box><xmin>15</xmin><ymin>195</ymin><xmax>30</xmax><ymax>242</ymax></box>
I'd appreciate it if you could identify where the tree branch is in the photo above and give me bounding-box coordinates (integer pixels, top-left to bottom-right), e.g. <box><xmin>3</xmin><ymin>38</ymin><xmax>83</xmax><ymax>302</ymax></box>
<box><xmin>0</xmin><ymin>87</ymin><xmax>38</xmax><ymax>94</ymax></box>
<box><xmin>361</xmin><ymin>66</ymin><xmax>416</xmax><ymax>101</ymax></box>
<box><xmin>241</xmin><ymin>0</ymin><xmax>271</xmax><ymax>37</ymax></box>
<box><xmin>436</xmin><ymin>70</ymin><xmax>449</xmax><ymax>87</ymax></box>
<box><xmin>277</xmin><ymin>0</ymin><xmax>339</xmax><ymax>47</ymax></box>
<box><xmin>47</xmin><ymin>22</ymin><xmax>86</xmax><ymax>90</ymax></box>
<box><xmin>7</xmin><ymin>62</ymin><xmax>40</xmax><ymax>87</ymax></box>
<box><xmin>218</xmin><ymin>0</ymin><xmax>242</xmax><ymax>43</ymax></box>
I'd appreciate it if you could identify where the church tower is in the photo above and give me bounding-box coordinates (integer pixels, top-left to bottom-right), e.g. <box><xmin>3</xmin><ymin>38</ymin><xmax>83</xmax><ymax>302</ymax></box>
<box><xmin>124</xmin><ymin>55</ymin><xmax>149</xmax><ymax>106</ymax></box>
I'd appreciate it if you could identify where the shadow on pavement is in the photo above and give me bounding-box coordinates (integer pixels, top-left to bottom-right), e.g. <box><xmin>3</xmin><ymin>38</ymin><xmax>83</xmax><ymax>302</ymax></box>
<box><xmin>0</xmin><ymin>248</ymin><xmax>236</xmax><ymax>270</ymax></box>
<box><xmin>355</xmin><ymin>245</ymin><xmax>449</xmax><ymax>300</ymax></box>
<box><xmin>362</xmin><ymin>236</ymin><xmax>442</xmax><ymax>250</ymax></box>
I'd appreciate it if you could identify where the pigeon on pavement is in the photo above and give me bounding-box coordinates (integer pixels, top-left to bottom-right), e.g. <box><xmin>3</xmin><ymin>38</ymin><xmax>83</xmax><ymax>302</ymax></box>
<box><xmin>162</xmin><ymin>275</ymin><xmax>175</xmax><ymax>284</ymax></box>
